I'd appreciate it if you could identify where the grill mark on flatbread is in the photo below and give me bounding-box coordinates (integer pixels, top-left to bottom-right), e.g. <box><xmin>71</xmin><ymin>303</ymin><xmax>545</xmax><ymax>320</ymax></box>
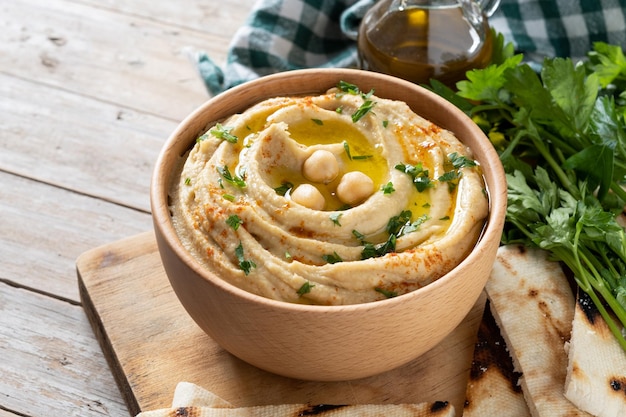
<box><xmin>142</xmin><ymin>404</ymin><xmax>456</xmax><ymax>416</ymax></box>
<box><xmin>429</xmin><ymin>401</ymin><xmax>450</xmax><ymax>413</ymax></box>
<box><xmin>578</xmin><ymin>290</ymin><xmax>601</xmax><ymax>326</ymax></box>
<box><xmin>565</xmin><ymin>290</ymin><xmax>626</xmax><ymax>415</ymax></box>
<box><xmin>468</xmin><ymin>301</ymin><xmax>523</xmax><ymax>393</ymax></box>
<box><xmin>487</xmin><ymin>245</ymin><xmax>589</xmax><ymax>416</ymax></box>
<box><xmin>171</xmin><ymin>407</ymin><xmax>197</xmax><ymax>417</ymax></box>
<box><xmin>298</xmin><ymin>404</ymin><xmax>346</xmax><ymax>415</ymax></box>
<box><xmin>463</xmin><ymin>300</ymin><xmax>530</xmax><ymax>416</ymax></box>
<box><xmin>610</xmin><ymin>378</ymin><xmax>626</xmax><ymax>397</ymax></box>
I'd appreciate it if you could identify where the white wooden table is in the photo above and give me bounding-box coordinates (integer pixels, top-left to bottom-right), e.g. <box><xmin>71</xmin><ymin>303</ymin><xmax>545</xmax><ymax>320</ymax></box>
<box><xmin>0</xmin><ymin>1</ymin><xmax>254</xmax><ymax>415</ymax></box>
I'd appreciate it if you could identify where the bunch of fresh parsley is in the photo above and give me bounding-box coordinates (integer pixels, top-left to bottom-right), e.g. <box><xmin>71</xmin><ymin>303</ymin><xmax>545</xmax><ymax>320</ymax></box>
<box><xmin>429</xmin><ymin>33</ymin><xmax>626</xmax><ymax>352</ymax></box>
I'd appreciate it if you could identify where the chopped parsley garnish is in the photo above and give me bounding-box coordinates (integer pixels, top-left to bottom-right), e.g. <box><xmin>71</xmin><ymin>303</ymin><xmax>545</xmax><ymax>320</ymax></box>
<box><xmin>382</xmin><ymin>120</ymin><xmax>389</xmax><ymax>128</ymax></box>
<box><xmin>217</xmin><ymin>165</ymin><xmax>246</xmax><ymax>188</ymax></box>
<box><xmin>312</xmin><ymin>118</ymin><xmax>323</xmax><ymax>125</ymax></box>
<box><xmin>386</xmin><ymin>210</ymin><xmax>412</xmax><ymax>235</ymax></box>
<box><xmin>438</xmin><ymin>170</ymin><xmax>460</xmax><ymax>192</ymax></box>
<box><xmin>395</xmin><ymin>163</ymin><xmax>433</xmax><ymax>192</ymax></box>
<box><xmin>330</xmin><ymin>213</ymin><xmax>342</xmax><ymax>226</ymax></box>
<box><xmin>342</xmin><ymin>141</ymin><xmax>352</xmax><ymax>159</ymax></box>
<box><xmin>448</xmin><ymin>152</ymin><xmax>477</xmax><ymax>169</ymax></box>
<box><xmin>360</xmin><ymin>243</ymin><xmax>379</xmax><ymax>259</ymax></box>
<box><xmin>400</xmin><ymin>214</ymin><xmax>430</xmax><ymax>235</ymax></box>
<box><xmin>375</xmin><ymin>287</ymin><xmax>398</xmax><ymax>298</ymax></box>
<box><xmin>297</xmin><ymin>281</ymin><xmax>315</xmax><ymax>296</ymax></box>
<box><xmin>184</xmin><ymin>177</ymin><xmax>191</xmax><ymax>185</ymax></box>
<box><xmin>226</xmin><ymin>214</ymin><xmax>243</xmax><ymax>230</ymax></box>
<box><xmin>209</xmin><ymin>123</ymin><xmax>238</xmax><ymax>144</ymax></box>
<box><xmin>352</xmin><ymin>229</ymin><xmax>367</xmax><ymax>241</ymax></box>
<box><xmin>436</xmin><ymin>153</ymin><xmax>478</xmax><ymax>191</ymax></box>
<box><xmin>343</xmin><ymin>141</ymin><xmax>372</xmax><ymax>160</ymax></box>
<box><xmin>322</xmin><ymin>252</ymin><xmax>343</xmax><ymax>264</ymax></box>
<box><xmin>335</xmin><ymin>81</ymin><xmax>377</xmax><ymax>123</ymax></box>
<box><xmin>352</xmin><ymin>97</ymin><xmax>376</xmax><ymax>123</ymax></box>
<box><xmin>360</xmin><ymin>210</ymin><xmax>428</xmax><ymax>259</ymax></box>
<box><xmin>381</xmin><ymin>181</ymin><xmax>395</xmax><ymax>194</ymax></box>
<box><xmin>438</xmin><ymin>171</ymin><xmax>459</xmax><ymax>183</ymax></box>
<box><xmin>337</xmin><ymin>80</ymin><xmax>361</xmax><ymax>95</ymax></box>
<box><xmin>235</xmin><ymin>241</ymin><xmax>255</xmax><ymax>275</ymax></box>
<box><xmin>273</xmin><ymin>181</ymin><xmax>293</xmax><ymax>196</ymax></box>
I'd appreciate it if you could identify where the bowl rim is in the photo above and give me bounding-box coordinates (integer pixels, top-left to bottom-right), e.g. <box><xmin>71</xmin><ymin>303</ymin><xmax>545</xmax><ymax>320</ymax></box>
<box><xmin>151</xmin><ymin>67</ymin><xmax>506</xmax><ymax>313</ymax></box>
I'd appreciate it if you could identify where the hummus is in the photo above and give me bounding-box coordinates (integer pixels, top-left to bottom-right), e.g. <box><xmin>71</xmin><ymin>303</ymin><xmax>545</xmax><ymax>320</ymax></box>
<box><xmin>170</xmin><ymin>83</ymin><xmax>489</xmax><ymax>305</ymax></box>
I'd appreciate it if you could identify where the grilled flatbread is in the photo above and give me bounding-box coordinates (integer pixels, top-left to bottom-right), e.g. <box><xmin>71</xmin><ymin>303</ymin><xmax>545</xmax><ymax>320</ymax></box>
<box><xmin>486</xmin><ymin>244</ymin><xmax>589</xmax><ymax>416</ymax></box>
<box><xmin>564</xmin><ymin>291</ymin><xmax>626</xmax><ymax>417</ymax></box>
<box><xmin>463</xmin><ymin>300</ymin><xmax>531</xmax><ymax>417</ymax></box>
<box><xmin>137</xmin><ymin>382</ymin><xmax>456</xmax><ymax>417</ymax></box>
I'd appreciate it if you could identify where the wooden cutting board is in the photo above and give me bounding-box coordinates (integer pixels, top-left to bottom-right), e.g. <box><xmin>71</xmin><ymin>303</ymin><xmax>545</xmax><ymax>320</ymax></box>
<box><xmin>76</xmin><ymin>231</ymin><xmax>486</xmax><ymax>416</ymax></box>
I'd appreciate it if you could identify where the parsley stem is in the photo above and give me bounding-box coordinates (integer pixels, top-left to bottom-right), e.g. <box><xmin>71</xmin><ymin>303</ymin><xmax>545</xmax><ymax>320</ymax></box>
<box><xmin>529</xmin><ymin>134</ymin><xmax>580</xmax><ymax>199</ymax></box>
<box><xmin>571</xmin><ymin>233</ymin><xmax>626</xmax><ymax>351</ymax></box>
<box><xmin>582</xmin><ymin>278</ymin><xmax>626</xmax><ymax>352</ymax></box>
<box><xmin>610</xmin><ymin>181</ymin><xmax>626</xmax><ymax>203</ymax></box>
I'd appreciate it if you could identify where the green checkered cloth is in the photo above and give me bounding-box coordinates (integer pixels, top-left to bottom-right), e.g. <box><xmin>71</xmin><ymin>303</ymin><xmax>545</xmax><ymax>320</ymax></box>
<box><xmin>196</xmin><ymin>0</ymin><xmax>626</xmax><ymax>95</ymax></box>
<box><xmin>491</xmin><ymin>0</ymin><xmax>626</xmax><ymax>65</ymax></box>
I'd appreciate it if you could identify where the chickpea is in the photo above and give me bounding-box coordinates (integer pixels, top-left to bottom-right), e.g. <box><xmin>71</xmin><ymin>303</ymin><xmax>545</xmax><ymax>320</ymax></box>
<box><xmin>336</xmin><ymin>171</ymin><xmax>374</xmax><ymax>205</ymax></box>
<box><xmin>290</xmin><ymin>184</ymin><xmax>325</xmax><ymax>210</ymax></box>
<box><xmin>302</xmin><ymin>149</ymin><xmax>340</xmax><ymax>184</ymax></box>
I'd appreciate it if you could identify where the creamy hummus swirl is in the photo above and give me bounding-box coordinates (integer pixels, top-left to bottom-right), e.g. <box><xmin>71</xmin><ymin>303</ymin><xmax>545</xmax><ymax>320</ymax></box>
<box><xmin>170</xmin><ymin>85</ymin><xmax>489</xmax><ymax>305</ymax></box>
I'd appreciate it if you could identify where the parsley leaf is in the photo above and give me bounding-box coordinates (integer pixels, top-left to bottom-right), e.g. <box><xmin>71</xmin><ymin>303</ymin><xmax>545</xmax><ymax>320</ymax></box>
<box><xmin>395</xmin><ymin>163</ymin><xmax>433</xmax><ymax>192</ymax></box>
<box><xmin>217</xmin><ymin>165</ymin><xmax>246</xmax><ymax>188</ymax></box>
<box><xmin>322</xmin><ymin>252</ymin><xmax>343</xmax><ymax>264</ymax></box>
<box><xmin>360</xmin><ymin>210</ymin><xmax>425</xmax><ymax>259</ymax></box>
<box><xmin>209</xmin><ymin>123</ymin><xmax>238</xmax><ymax>143</ymax></box>
<box><xmin>430</xmin><ymin>39</ymin><xmax>626</xmax><ymax>354</ymax></box>
<box><xmin>226</xmin><ymin>214</ymin><xmax>243</xmax><ymax>230</ymax></box>
<box><xmin>381</xmin><ymin>181</ymin><xmax>395</xmax><ymax>194</ymax></box>
<box><xmin>330</xmin><ymin>213</ymin><xmax>342</xmax><ymax>226</ymax></box>
<box><xmin>274</xmin><ymin>181</ymin><xmax>293</xmax><ymax>196</ymax></box>
<box><xmin>234</xmin><ymin>241</ymin><xmax>255</xmax><ymax>275</ymax></box>
<box><xmin>343</xmin><ymin>141</ymin><xmax>373</xmax><ymax>160</ymax></box>
<box><xmin>297</xmin><ymin>281</ymin><xmax>315</xmax><ymax>296</ymax></box>
<box><xmin>335</xmin><ymin>81</ymin><xmax>377</xmax><ymax>122</ymax></box>
<box><xmin>448</xmin><ymin>152</ymin><xmax>477</xmax><ymax>169</ymax></box>
<box><xmin>352</xmin><ymin>98</ymin><xmax>376</xmax><ymax>122</ymax></box>
<box><xmin>375</xmin><ymin>287</ymin><xmax>398</xmax><ymax>298</ymax></box>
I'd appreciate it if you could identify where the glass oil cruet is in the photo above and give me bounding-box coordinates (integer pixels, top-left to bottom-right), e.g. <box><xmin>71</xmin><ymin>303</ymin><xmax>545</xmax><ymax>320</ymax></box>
<box><xmin>358</xmin><ymin>0</ymin><xmax>501</xmax><ymax>87</ymax></box>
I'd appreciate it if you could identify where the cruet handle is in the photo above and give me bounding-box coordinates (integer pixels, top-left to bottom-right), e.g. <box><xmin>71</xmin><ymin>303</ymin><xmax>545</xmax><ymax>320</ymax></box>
<box><xmin>476</xmin><ymin>0</ymin><xmax>501</xmax><ymax>17</ymax></box>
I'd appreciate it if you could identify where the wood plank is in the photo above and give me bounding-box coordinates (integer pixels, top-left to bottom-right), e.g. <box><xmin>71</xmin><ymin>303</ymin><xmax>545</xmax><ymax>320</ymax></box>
<box><xmin>0</xmin><ymin>171</ymin><xmax>152</xmax><ymax>302</ymax></box>
<box><xmin>0</xmin><ymin>0</ymin><xmax>224</xmax><ymax>120</ymax></box>
<box><xmin>77</xmin><ymin>231</ymin><xmax>485</xmax><ymax>416</ymax></box>
<box><xmin>77</xmin><ymin>0</ymin><xmax>256</xmax><ymax>37</ymax></box>
<box><xmin>0</xmin><ymin>282</ymin><xmax>128</xmax><ymax>416</ymax></box>
<box><xmin>0</xmin><ymin>73</ymin><xmax>173</xmax><ymax>211</ymax></box>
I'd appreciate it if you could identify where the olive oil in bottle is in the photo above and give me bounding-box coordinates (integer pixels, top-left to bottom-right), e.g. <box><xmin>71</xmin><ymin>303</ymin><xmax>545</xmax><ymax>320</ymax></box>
<box><xmin>358</xmin><ymin>1</ymin><xmax>493</xmax><ymax>87</ymax></box>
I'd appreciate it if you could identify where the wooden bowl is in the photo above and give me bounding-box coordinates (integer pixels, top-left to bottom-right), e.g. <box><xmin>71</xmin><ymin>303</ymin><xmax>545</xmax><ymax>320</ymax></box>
<box><xmin>151</xmin><ymin>68</ymin><xmax>506</xmax><ymax>381</ymax></box>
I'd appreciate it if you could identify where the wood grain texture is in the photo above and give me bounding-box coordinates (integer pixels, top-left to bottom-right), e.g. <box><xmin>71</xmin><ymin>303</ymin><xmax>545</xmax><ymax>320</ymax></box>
<box><xmin>0</xmin><ymin>283</ymin><xmax>128</xmax><ymax>416</ymax></box>
<box><xmin>0</xmin><ymin>171</ymin><xmax>152</xmax><ymax>302</ymax></box>
<box><xmin>77</xmin><ymin>232</ymin><xmax>486</xmax><ymax>416</ymax></box>
<box><xmin>78</xmin><ymin>0</ymin><xmax>255</xmax><ymax>36</ymax></box>
<box><xmin>0</xmin><ymin>73</ymin><xmax>174</xmax><ymax>212</ymax></box>
<box><xmin>0</xmin><ymin>0</ymin><xmax>213</xmax><ymax>120</ymax></box>
<box><xmin>1</xmin><ymin>0</ymin><xmax>254</xmax><ymax>415</ymax></box>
